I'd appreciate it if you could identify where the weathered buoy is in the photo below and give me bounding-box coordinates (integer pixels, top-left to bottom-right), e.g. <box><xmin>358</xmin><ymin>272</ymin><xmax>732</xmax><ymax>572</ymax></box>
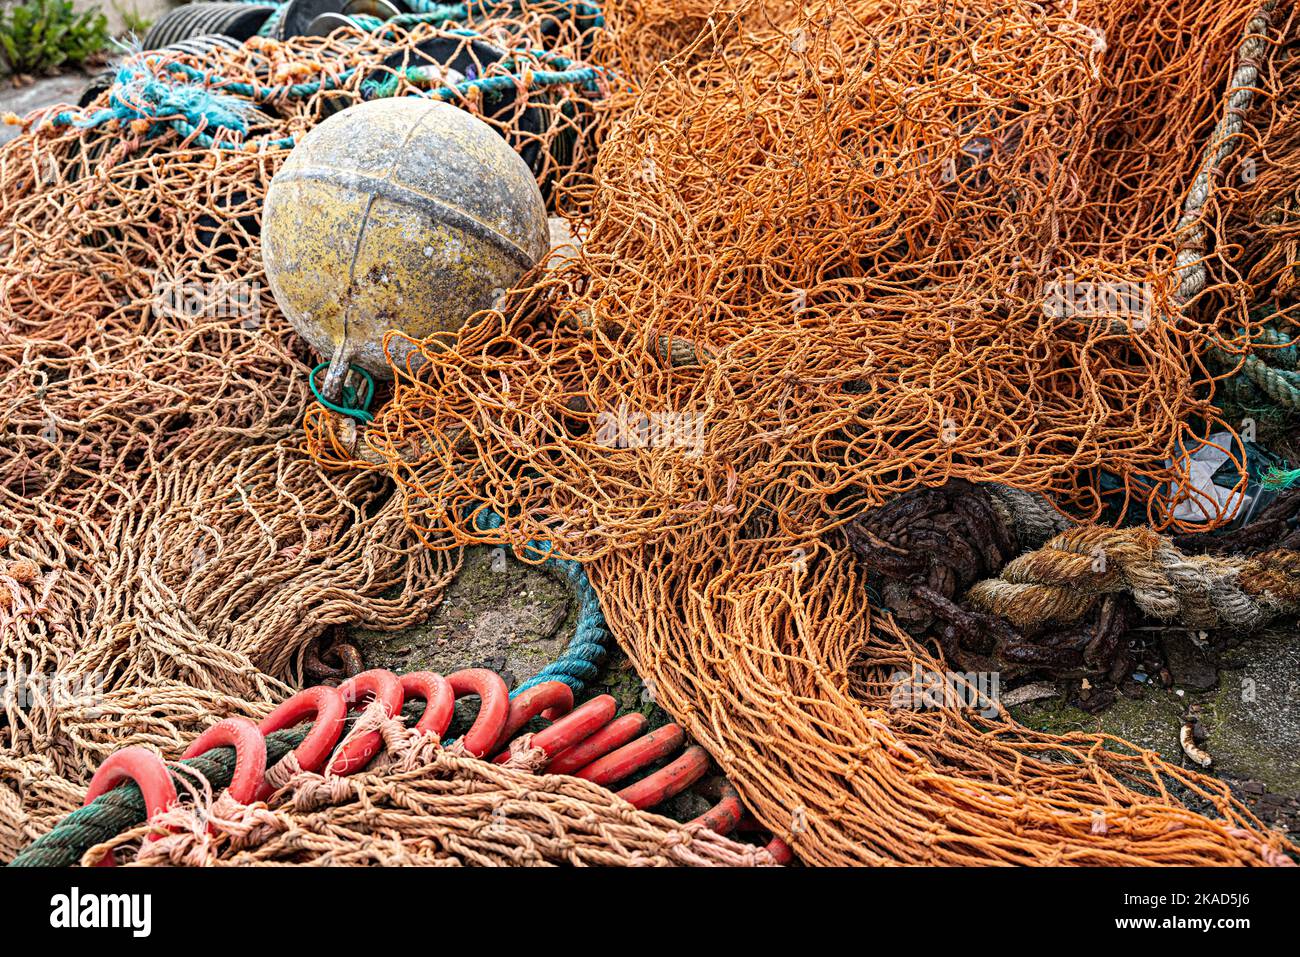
<box><xmin>262</xmin><ymin>97</ymin><xmax>549</xmax><ymax>401</ymax></box>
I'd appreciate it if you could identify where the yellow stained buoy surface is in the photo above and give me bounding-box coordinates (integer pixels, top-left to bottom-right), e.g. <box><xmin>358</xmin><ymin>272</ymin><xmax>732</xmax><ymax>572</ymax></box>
<box><xmin>262</xmin><ymin>96</ymin><xmax>549</xmax><ymax>400</ymax></box>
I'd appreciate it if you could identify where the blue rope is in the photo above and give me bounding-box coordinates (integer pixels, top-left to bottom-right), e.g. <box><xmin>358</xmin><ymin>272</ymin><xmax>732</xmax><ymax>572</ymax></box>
<box><xmin>55</xmin><ymin>62</ymin><xmax>254</xmax><ymax>140</ymax></box>
<box><xmin>40</xmin><ymin>0</ymin><xmax>619</xmax><ymax>150</ymax></box>
<box><xmin>470</xmin><ymin>507</ymin><xmax>609</xmax><ymax>697</ymax></box>
<box><xmin>397</xmin><ymin>0</ymin><xmax>604</xmax><ymax>29</ymax></box>
<box><xmin>43</xmin><ymin>53</ymin><xmax>611</xmax><ymax>151</ymax></box>
<box><xmin>246</xmin><ymin>0</ymin><xmax>605</xmax><ymax>35</ymax></box>
<box><xmin>309</xmin><ymin>362</ymin><xmax>375</xmax><ymax>423</ymax></box>
<box><xmin>161</xmin><ymin>59</ymin><xmax>359</xmax><ymax>102</ymax></box>
<box><xmin>257</xmin><ymin>4</ymin><xmax>284</xmax><ymax>37</ymax></box>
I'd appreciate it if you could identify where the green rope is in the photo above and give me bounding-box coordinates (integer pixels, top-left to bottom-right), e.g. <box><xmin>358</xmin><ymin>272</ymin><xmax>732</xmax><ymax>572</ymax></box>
<box><xmin>1263</xmin><ymin>465</ymin><xmax>1300</xmax><ymax>490</ymax></box>
<box><xmin>309</xmin><ymin>362</ymin><xmax>375</xmax><ymax>423</ymax></box>
<box><xmin>7</xmin><ymin>727</ymin><xmax>307</xmax><ymax>868</ymax></box>
<box><xmin>1210</xmin><ymin>316</ymin><xmax>1300</xmax><ymax>413</ymax></box>
<box><xmin>9</xmin><ymin>698</ymin><xmax>441</xmax><ymax>867</ymax></box>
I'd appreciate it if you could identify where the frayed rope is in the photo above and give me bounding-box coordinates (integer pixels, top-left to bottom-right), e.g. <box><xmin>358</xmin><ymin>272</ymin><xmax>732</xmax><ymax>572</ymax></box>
<box><xmin>58</xmin><ymin>62</ymin><xmax>254</xmax><ymax>144</ymax></box>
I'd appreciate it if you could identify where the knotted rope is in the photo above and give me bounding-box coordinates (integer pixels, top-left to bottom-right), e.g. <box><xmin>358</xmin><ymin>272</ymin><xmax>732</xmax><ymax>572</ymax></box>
<box><xmin>967</xmin><ymin>525</ymin><xmax>1300</xmax><ymax>631</ymax></box>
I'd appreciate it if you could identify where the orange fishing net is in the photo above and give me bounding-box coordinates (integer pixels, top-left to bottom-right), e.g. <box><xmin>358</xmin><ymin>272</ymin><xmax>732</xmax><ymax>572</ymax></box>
<box><xmin>1219</xmin><ymin>10</ymin><xmax>1300</xmax><ymax>312</ymax></box>
<box><xmin>321</xmin><ymin>0</ymin><xmax>1291</xmax><ymax>549</ymax></box>
<box><xmin>305</xmin><ymin>0</ymin><xmax>1300</xmax><ymax>864</ymax></box>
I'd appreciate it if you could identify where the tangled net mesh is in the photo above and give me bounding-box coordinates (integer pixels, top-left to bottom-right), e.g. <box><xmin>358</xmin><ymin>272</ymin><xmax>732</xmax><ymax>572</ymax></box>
<box><xmin>1</xmin><ymin>0</ymin><xmax>1298</xmax><ymax>866</ymax></box>
<box><xmin>0</xmin><ymin>13</ymin><xmax>614</xmax><ymax>859</ymax></box>
<box><xmin>323</xmin><ymin>0</ymin><xmax>1293</xmax><ymax>552</ymax></box>
<box><xmin>307</xmin><ymin>0</ymin><xmax>1300</xmax><ymax>865</ymax></box>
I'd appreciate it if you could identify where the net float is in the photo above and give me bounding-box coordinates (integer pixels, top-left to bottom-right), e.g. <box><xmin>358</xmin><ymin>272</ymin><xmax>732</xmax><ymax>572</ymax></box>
<box><xmin>262</xmin><ymin>96</ymin><xmax>549</xmax><ymax>403</ymax></box>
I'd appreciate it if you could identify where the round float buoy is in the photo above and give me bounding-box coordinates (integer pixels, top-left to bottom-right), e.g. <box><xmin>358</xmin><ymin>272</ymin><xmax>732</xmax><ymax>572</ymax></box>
<box><xmin>262</xmin><ymin>97</ymin><xmax>549</xmax><ymax>401</ymax></box>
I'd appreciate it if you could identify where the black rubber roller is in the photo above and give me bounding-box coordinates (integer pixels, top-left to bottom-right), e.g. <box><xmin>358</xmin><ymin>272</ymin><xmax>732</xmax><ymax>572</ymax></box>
<box><xmin>142</xmin><ymin>3</ymin><xmax>277</xmax><ymax>50</ymax></box>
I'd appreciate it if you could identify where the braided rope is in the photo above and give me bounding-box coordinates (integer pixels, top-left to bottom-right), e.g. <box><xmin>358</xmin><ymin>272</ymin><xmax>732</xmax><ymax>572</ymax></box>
<box><xmin>250</xmin><ymin>0</ymin><xmax>606</xmax><ymax>37</ymax></box>
<box><xmin>38</xmin><ymin>20</ymin><xmax>613</xmax><ymax>152</ymax></box>
<box><xmin>1212</xmin><ymin>320</ymin><xmax>1300</xmax><ymax>411</ymax></box>
<box><xmin>1173</xmin><ymin>0</ymin><xmax>1278</xmax><ymax>305</ymax></box>
<box><xmin>967</xmin><ymin>525</ymin><xmax>1300</xmax><ymax>631</ymax></box>
<box><xmin>985</xmin><ymin>484</ymin><xmax>1073</xmax><ymax>549</ymax></box>
<box><xmin>7</xmin><ymin>727</ymin><xmax>308</xmax><ymax>868</ymax></box>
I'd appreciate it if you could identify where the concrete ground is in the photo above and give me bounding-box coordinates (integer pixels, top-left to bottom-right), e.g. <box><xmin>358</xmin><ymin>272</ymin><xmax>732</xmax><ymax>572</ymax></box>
<box><xmin>1012</xmin><ymin>624</ymin><xmax>1300</xmax><ymax>839</ymax></box>
<box><xmin>0</xmin><ymin>72</ymin><xmax>88</xmax><ymax>145</ymax></box>
<box><xmin>350</xmin><ymin>544</ymin><xmax>665</xmax><ymax>719</ymax></box>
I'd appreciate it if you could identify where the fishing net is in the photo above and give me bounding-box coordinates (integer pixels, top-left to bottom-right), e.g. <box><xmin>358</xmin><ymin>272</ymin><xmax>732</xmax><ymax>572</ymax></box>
<box><xmin>1207</xmin><ymin>12</ymin><xmax>1300</xmax><ymax>418</ymax></box>
<box><xmin>0</xmin><ymin>13</ymin><xmax>613</xmax><ymax>858</ymax></box>
<box><xmin>321</xmin><ymin>0</ymin><xmax>1292</xmax><ymax>549</ymax></box>
<box><xmin>304</xmin><ymin>0</ymin><xmax>1300</xmax><ymax>865</ymax></box>
<box><xmin>2</xmin><ymin>0</ymin><xmax>1299</xmax><ymax>867</ymax></box>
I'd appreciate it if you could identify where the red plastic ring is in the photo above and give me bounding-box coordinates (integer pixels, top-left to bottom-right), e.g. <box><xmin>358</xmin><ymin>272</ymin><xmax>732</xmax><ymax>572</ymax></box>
<box><xmin>573</xmin><ymin>723</ymin><xmax>685</xmax><ymax>787</ymax></box>
<box><xmin>491</xmin><ymin>681</ymin><xmax>574</xmax><ymax>753</ymax></box>
<box><xmin>330</xmin><ymin>669</ymin><xmax>404</xmax><ymax>774</ymax></box>
<box><xmin>615</xmin><ymin>745</ymin><xmax>711</xmax><ymax>811</ymax></box>
<box><xmin>399</xmin><ymin>671</ymin><xmax>455</xmax><ymax>737</ymax></box>
<box><xmin>83</xmin><ymin>747</ymin><xmax>178</xmax><ymax>865</ymax></box>
<box><xmin>257</xmin><ymin>685</ymin><xmax>348</xmax><ymax>792</ymax></box>
<box><xmin>182</xmin><ymin>717</ymin><xmax>268</xmax><ymax>805</ymax></box>
<box><xmin>765</xmin><ymin>837</ymin><xmax>795</xmax><ymax>865</ymax></box>
<box><xmin>548</xmin><ymin>712</ymin><xmax>649</xmax><ymax>776</ymax></box>
<box><xmin>735</xmin><ymin>813</ymin><xmax>797</xmax><ymax>864</ymax></box>
<box><xmin>492</xmin><ymin>694</ymin><xmax>615</xmax><ymax>765</ymax></box>
<box><xmin>691</xmin><ymin>780</ymin><xmax>745</xmax><ymax>835</ymax></box>
<box><xmin>445</xmin><ymin>669</ymin><xmax>510</xmax><ymax>758</ymax></box>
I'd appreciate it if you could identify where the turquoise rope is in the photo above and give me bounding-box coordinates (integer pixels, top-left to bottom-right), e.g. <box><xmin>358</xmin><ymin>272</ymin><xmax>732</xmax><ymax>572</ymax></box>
<box><xmin>160</xmin><ymin>59</ymin><xmax>358</xmax><ymax>102</ymax></box>
<box><xmin>404</xmin><ymin>0</ymin><xmax>603</xmax><ymax>25</ymax></box>
<box><xmin>41</xmin><ymin>0</ymin><xmax>617</xmax><ymax>149</ymax></box>
<box><xmin>1211</xmin><ymin>316</ymin><xmax>1300</xmax><ymax>413</ymax></box>
<box><xmin>309</xmin><ymin>362</ymin><xmax>375</xmax><ymax>423</ymax></box>
<box><xmin>43</xmin><ymin>54</ymin><xmax>611</xmax><ymax>151</ymax></box>
<box><xmin>245</xmin><ymin>0</ymin><xmax>605</xmax><ymax>35</ymax></box>
<box><xmin>257</xmin><ymin>4</ymin><xmax>284</xmax><ymax>37</ymax></box>
<box><xmin>1263</xmin><ymin>465</ymin><xmax>1300</xmax><ymax>490</ymax></box>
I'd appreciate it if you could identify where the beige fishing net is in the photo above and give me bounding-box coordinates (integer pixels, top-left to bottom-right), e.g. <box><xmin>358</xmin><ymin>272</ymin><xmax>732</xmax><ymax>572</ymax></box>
<box><xmin>0</xmin><ymin>14</ymin><xmax>609</xmax><ymax>858</ymax></box>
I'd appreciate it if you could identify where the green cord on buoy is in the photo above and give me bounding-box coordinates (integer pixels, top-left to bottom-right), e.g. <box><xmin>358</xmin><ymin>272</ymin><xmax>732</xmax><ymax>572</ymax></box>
<box><xmin>309</xmin><ymin>362</ymin><xmax>376</xmax><ymax>423</ymax></box>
